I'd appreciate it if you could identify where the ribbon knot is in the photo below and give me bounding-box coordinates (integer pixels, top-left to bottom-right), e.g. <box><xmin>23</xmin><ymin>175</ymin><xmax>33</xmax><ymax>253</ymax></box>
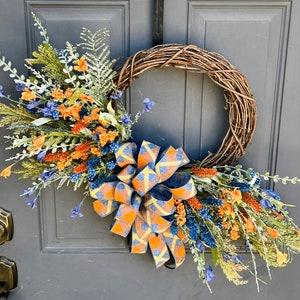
<box><xmin>90</xmin><ymin>140</ymin><xmax>196</xmax><ymax>268</ymax></box>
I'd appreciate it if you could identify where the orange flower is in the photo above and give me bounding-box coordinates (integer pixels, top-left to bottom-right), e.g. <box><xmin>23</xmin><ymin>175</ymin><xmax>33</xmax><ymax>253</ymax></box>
<box><xmin>74</xmin><ymin>56</ymin><xmax>87</xmax><ymax>72</ymax></box>
<box><xmin>0</xmin><ymin>163</ymin><xmax>14</xmax><ymax>178</ymax></box>
<box><xmin>244</xmin><ymin>217</ymin><xmax>256</xmax><ymax>232</ymax></box>
<box><xmin>94</xmin><ymin>126</ymin><xmax>106</xmax><ymax>135</ymax></box>
<box><xmin>242</xmin><ymin>192</ymin><xmax>261</xmax><ymax>212</ymax></box>
<box><xmin>71</xmin><ymin>151</ymin><xmax>89</xmax><ymax>160</ymax></box>
<box><xmin>221</xmin><ymin>220</ymin><xmax>230</xmax><ymax>229</ymax></box>
<box><xmin>276</xmin><ymin>249</ymin><xmax>288</xmax><ymax>266</ymax></box>
<box><xmin>78</xmin><ymin>94</ymin><xmax>93</xmax><ymax>103</ymax></box>
<box><xmin>219</xmin><ymin>200</ymin><xmax>236</xmax><ymax>219</ymax></box>
<box><xmin>58</xmin><ymin>103</ymin><xmax>82</xmax><ymax>120</ymax></box>
<box><xmin>27</xmin><ymin>135</ymin><xmax>46</xmax><ymax>152</ymax></box>
<box><xmin>186</xmin><ymin>196</ymin><xmax>203</xmax><ymax>210</ymax></box>
<box><xmin>84</xmin><ymin>107</ymin><xmax>100</xmax><ymax>123</ymax></box>
<box><xmin>192</xmin><ymin>167</ymin><xmax>218</xmax><ymax>177</ymax></box>
<box><xmin>51</xmin><ymin>89</ymin><xmax>65</xmax><ymax>100</ymax></box>
<box><xmin>266</xmin><ymin>226</ymin><xmax>280</xmax><ymax>239</ymax></box>
<box><xmin>90</xmin><ymin>146</ymin><xmax>101</xmax><ymax>156</ymax></box>
<box><xmin>99</xmin><ymin>131</ymin><xmax>119</xmax><ymax>147</ymax></box>
<box><xmin>57</xmin><ymin>157</ymin><xmax>72</xmax><ymax>171</ymax></box>
<box><xmin>71</xmin><ymin>120</ymin><xmax>88</xmax><ymax>134</ymax></box>
<box><xmin>220</xmin><ymin>189</ymin><xmax>242</xmax><ymax>204</ymax></box>
<box><xmin>73</xmin><ymin>162</ymin><xmax>88</xmax><ymax>174</ymax></box>
<box><xmin>64</xmin><ymin>88</ymin><xmax>73</xmax><ymax>99</ymax></box>
<box><xmin>175</xmin><ymin>198</ymin><xmax>186</xmax><ymax>226</ymax></box>
<box><xmin>44</xmin><ymin>151</ymin><xmax>71</xmax><ymax>162</ymax></box>
<box><xmin>75</xmin><ymin>141</ymin><xmax>91</xmax><ymax>152</ymax></box>
<box><xmin>21</xmin><ymin>88</ymin><xmax>37</xmax><ymax>101</ymax></box>
<box><xmin>230</xmin><ymin>223</ymin><xmax>240</xmax><ymax>240</ymax></box>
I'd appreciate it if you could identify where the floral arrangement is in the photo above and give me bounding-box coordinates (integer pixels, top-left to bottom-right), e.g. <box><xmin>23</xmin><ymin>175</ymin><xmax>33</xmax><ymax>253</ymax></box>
<box><xmin>1</xmin><ymin>13</ymin><xmax>300</xmax><ymax>292</ymax></box>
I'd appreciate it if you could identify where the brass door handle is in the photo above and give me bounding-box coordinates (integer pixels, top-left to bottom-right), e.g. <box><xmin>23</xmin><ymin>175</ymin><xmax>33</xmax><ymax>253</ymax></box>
<box><xmin>0</xmin><ymin>257</ymin><xmax>18</xmax><ymax>293</ymax></box>
<box><xmin>0</xmin><ymin>208</ymin><xmax>14</xmax><ymax>245</ymax></box>
<box><xmin>0</xmin><ymin>208</ymin><xmax>18</xmax><ymax>296</ymax></box>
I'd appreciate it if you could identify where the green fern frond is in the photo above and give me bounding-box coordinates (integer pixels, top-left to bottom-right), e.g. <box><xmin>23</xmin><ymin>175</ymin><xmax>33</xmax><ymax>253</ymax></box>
<box><xmin>78</xmin><ymin>27</ymin><xmax>116</xmax><ymax>107</ymax></box>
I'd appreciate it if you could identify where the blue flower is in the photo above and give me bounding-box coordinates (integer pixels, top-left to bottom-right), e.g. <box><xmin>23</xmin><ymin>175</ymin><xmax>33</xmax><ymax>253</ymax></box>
<box><xmin>27</xmin><ymin>100</ymin><xmax>41</xmax><ymax>111</ymax></box>
<box><xmin>109</xmin><ymin>142</ymin><xmax>119</xmax><ymax>153</ymax></box>
<box><xmin>26</xmin><ymin>195</ymin><xmax>39</xmax><ymax>209</ymax></box>
<box><xmin>87</xmin><ymin>157</ymin><xmax>102</xmax><ymax>169</ymax></box>
<box><xmin>170</xmin><ymin>223</ymin><xmax>178</xmax><ymax>235</ymax></box>
<box><xmin>205</xmin><ymin>266</ymin><xmax>216</xmax><ymax>282</ymax></box>
<box><xmin>260</xmin><ymin>198</ymin><xmax>272</xmax><ymax>209</ymax></box>
<box><xmin>15</xmin><ymin>83</ymin><xmax>25</xmax><ymax>92</ymax></box>
<box><xmin>79</xmin><ymin>108</ymin><xmax>89</xmax><ymax>119</ymax></box>
<box><xmin>40</xmin><ymin>169</ymin><xmax>57</xmax><ymax>182</ymax></box>
<box><xmin>121</xmin><ymin>114</ymin><xmax>132</xmax><ymax>125</ymax></box>
<box><xmin>89</xmin><ymin>175</ymin><xmax>106</xmax><ymax>189</ymax></box>
<box><xmin>70</xmin><ymin>173</ymin><xmax>82</xmax><ymax>182</ymax></box>
<box><xmin>230</xmin><ymin>181</ymin><xmax>251</xmax><ymax>192</ymax></box>
<box><xmin>0</xmin><ymin>85</ymin><xmax>5</xmax><ymax>98</ymax></box>
<box><xmin>71</xmin><ymin>201</ymin><xmax>84</xmax><ymax>218</ymax></box>
<box><xmin>142</xmin><ymin>98</ymin><xmax>155</xmax><ymax>113</ymax></box>
<box><xmin>196</xmin><ymin>239</ymin><xmax>205</xmax><ymax>251</ymax></box>
<box><xmin>199</xmin><ymin>207</ymin><xmax>213</xmax><ymax>220</ymax></box>
<box><xmin>186</xmin><ymin>216</ymin><xmax>199</xmax><ymax>241</ymax></box>
<box><xmin>106</xmin><ymin>161</ymin><xmax>117</xmax><ymax>170</ymax></box>
<box><xmin>37</xmin><ymin>150</ymin><xmax>47</xmax><ymax>162</ymax></box>
<box><xmin>200</xmin><ymin>225</ymin><xmax>216</xmax><ymax>248</ymax></box>
<box><xmin>41</xmin><ymin>101</ymin><xmax>58</xmax><ymax>117</ymax></box>
<box><xmin>21</xmin><ymin>189</ymin><xmax>35</xmax><ymax>197</ymax></box>
<box><xmin>87</xmin><ymin>168</ymin><xmax>97</xmax><ymax>181</ymax></box>
<box><xmin>201</xmin><ymin>196</ymin><xmax>223</xmax><ymax>206</ymax></box>
<box><xmin>110</xmin><ymin>90</ymin><xmax>123</xmax><ymax>100</ymax></box>
<box><xmin>264</xmin><ymin>189</ymin><xmax>281</xmax><ymax>201</ymax></box>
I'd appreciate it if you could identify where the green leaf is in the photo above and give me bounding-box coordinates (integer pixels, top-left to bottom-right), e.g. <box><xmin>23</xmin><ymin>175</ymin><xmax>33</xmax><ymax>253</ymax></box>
<box><xmin>211</xmin><ymin>248</ymin><xmax>219</xmax><ymax>266</ymax></box>
<box><xmin>31</xmin><ymin>117</ymin><xmax>52</xmax><ymax>126</ymax></box>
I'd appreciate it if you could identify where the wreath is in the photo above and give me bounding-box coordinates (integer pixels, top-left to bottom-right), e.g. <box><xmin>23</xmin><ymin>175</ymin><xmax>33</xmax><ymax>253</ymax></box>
<box><xmin>1</xmin><ymin>14</ymin><xmax>300</xmax><ymax>292</ymax></box>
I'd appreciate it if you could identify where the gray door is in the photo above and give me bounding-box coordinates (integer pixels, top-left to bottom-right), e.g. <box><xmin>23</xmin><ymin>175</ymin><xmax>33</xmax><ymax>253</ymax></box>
<box><xmin>1</xmin><ymin>0</ymin><xmax>300</xmax><ymax>299</ymax></box>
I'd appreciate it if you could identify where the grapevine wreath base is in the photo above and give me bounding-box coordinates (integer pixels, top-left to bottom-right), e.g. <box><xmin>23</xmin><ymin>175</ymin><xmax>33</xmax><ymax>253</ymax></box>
<box><xmin>1</xmin><ymin>16</ymin><xmax>300</xmax><ymax>292</ymax></box>
<box><xmin>114</xmin><ymin>43</ymin><xmax>257</xmax><ymax>167</ymax></box>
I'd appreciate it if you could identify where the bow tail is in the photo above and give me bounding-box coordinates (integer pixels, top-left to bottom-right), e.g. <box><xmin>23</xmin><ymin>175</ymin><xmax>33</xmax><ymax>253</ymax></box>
<box><xmin>148</xmin><ymin>233</ymin><xmax>170</xmax><ymax>268</ymax></box>
<box><xmin>163</xmin><ymin>229</ymin><xmax>186</xmax><ymax>268</ymax></box>
<box><xmin>110</xmin><ymin>194</ymin><xmax>142</xmax><ymax>237</ymax></box>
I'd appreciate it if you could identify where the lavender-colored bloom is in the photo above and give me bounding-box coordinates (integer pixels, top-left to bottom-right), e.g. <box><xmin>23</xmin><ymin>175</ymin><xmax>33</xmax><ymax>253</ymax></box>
<box><xmin>0</xmin><ymin>85</ymin><xmax>5</xmax><ymax>98</ymax></box>
<box><xmin>196</xmin><ymin>239</ymin><xmax>205</xmax><ymax>251</ymax></box>
<box><xmin>110</xmin><ymin>90</ymin><xmax>123</xmax><ymax>100</ymax></box>
<box><xmin>15</xmin><ymin>83</ymin><xmax>25</xmax><ymax>92</ymax></box>
<box><xmin>26</xmin><ymin>195</ymin><xmax>39</xmax><ymax>209</ymax></box>
<box><xmin>264</xmin><ymin>189</ymin><xmax>281</xmax><ymax>201</ymax></box>
<box><xmin>205</xmin><ymin>266</ymin><xmax>216</xmax><ymax>282</ymax></box>
<box><xmin>20</xmin><ymin>189</ymin><xmax>35</xmax><ymax>197</ymax></box>
<box><xmin>260</xmin><ymin>198</ymin><xmax>272</xmax><ymax>209</ymax></box>
<box><xmin>40</xmin><ymin>169</ymin><xmax>57</xmax><ymax>182</ymax></box>
<box><xmin>121</xmin><ymin>114</ymin><xmax>132</xmax><ymax>125</ymax></box>
<box><xmin>142</xmin><ymin>98</ymin><xmax>155</xmax><ymax>113</ymax></box>
<box><xmin>37</xmin><ymin>150</ymin><xmax>47</xmax><ymax>162</ymax></box>
<box><xmin>41</xmin><ymin>101</ymin><xmax>57</xmax><ymax>117</ymax></box>
<box><xmin>27</xmin><ymin>100</ymin><xmax>41</xmax><ymax>111</ymax></box>
<box><xmin>71</xmin><ymin>201</ymin><xmax>84</xmax><ymax>218</ymax></box>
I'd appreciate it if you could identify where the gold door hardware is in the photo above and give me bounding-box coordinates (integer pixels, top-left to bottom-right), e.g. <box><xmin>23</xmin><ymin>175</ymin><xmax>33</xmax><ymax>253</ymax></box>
<box><xmin>0</xmin><ymin>256</ymin><xmax>18</xmax><ymax>293</ymax></box>
<box><xmin>0</xmin><ymin>208</ymin><xmax>14</xmax><ymax>245</ymax></box>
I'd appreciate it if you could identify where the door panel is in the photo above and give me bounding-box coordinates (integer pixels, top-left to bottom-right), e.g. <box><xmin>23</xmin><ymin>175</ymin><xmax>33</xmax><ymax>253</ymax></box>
<box><xmin>1</xmin><ymin>0</ymin><xmax>300</xmax><ymax>299</ymax></box>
